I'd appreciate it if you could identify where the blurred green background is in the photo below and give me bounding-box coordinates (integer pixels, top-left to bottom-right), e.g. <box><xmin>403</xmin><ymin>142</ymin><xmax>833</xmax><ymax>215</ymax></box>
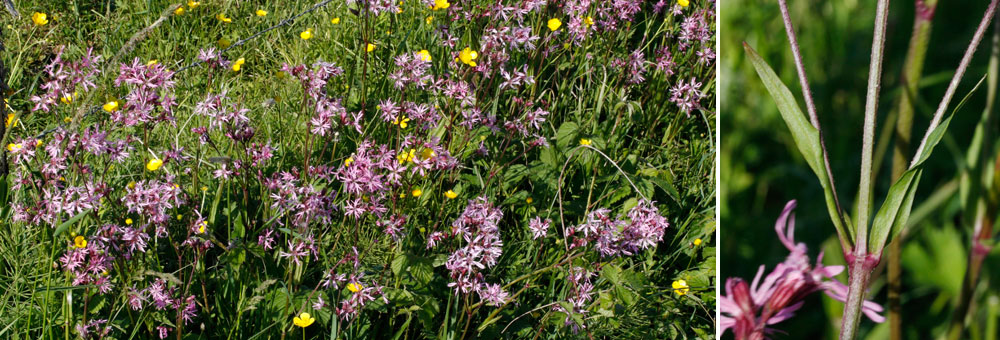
<box><xmin>722</xmin><ymin>0</ymin><xmax>1000</xmax><ymax>339</ymax></box>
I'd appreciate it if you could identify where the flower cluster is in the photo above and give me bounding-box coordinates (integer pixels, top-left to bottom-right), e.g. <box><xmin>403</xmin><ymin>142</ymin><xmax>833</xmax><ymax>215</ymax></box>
<box><xmin>30</xmin><ymin>47</ymin><xmax>102</xmax><ymax>112</ymax></box>
<box><xmin>432</xmin><ymin>197</ymin><xmax>509</xmax><ymax>306</ymax></box>
<box><xmin>568</xmin><ymin>199</ymin><xmax>669</xmax><ymax>257</ymax></box>
<box><xmin>59</xmin><ymin>236</ymin><xmax>114</xmax><ymax>293</ymax></box>
<box><xmin>720</xmin><ymin>201</ymin><xmax>884</xmax><ymax>339</ymax></box>
<box><xmin>111</xmin><ymin>58</ymin><xmax>178</xmax><ymax>126</ymax></box>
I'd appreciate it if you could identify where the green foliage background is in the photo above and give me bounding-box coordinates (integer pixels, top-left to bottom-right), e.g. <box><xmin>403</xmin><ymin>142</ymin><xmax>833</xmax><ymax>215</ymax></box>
<box><xmin>0</xmin><ymin>0</ymin><xmax>716</xmax><ymax>339</ymax></box>
<box><xmin>722</xmin><ymin>0</ymin><xmax>1000</xmax><ymax>339</ymax></box>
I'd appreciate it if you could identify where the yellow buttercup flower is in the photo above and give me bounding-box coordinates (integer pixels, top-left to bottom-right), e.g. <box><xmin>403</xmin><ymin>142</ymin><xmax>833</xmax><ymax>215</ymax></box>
<box><xmin>60</xmin><ymin>91</ymin><xmax>77</xmax><ymax>104</ymax></box>
<box><xmin>347</xmin><ymin>282</ymin><xmax>363</xmax><ymax>293</ymax></box>
<box><xmin>63</xmin><ymin>116</ymin><xmax>72</xmax><ymax>123</ymax></box>
<box><xmin>6</xmin><ymin>143</ymin><xmax>22</xmax><ymax>152</ymax></box>
<box><xmin>393</xmin><ymin>116</ymin><xmax>410</xmax><ymax>129</ymax></box>
<box><xmin>366</xmin><ymin>43</ymin><xmax>376</xmax><ymax>52</ymax></box>
<box><xmin>417</xmin><ymin>50</ymin><xmax>432</xmax><ymax>62</ymax></box>
<box><xmin>174</xmin><ymin>6</ymin><xmax>185</xmax><ymax>15</ymax></box>
<box><xmin>432</xmin><ymin>0</ymin><xmax>450</xmax><ymax>10</ymax></box>
<box><xmin>187</xmin><ymin>1</ymin><xmax>200</xmax><ymax>9</ymax></box>
<box><xmin>579</xmin><ymin>138</ymin><xmax>592</xmax><ymax>146</ymax></box>
<box><xmin>526</xmin><ymin>197</ymin><xmax>533</xmax><ymax>204</ymax></box>
<box><xmin>36</xmin><ymin>139</ymin><xmax>43</xmax><ymax>147</ymax></box>
<box><xmin>146</xmin><ymin>60</ymin><xmax>158</xmax><ymax>66</ymax></box>
<box><xmin>125</xmin><ymin>218</ymin><xmax>133</xmax><ymax>225</ymax></box>
<box><xmin>293</xmin><ymin>312</ymin><xmax>315</xmax><ymax>328</ymax></box>
<box><xmin>300</xmin><ymin>28</ymin><xmax>313</xmax><ymax>40</ymax></box>
<box><xmin>146</xmin><ymin>158</ymin><xmax>163</xmax><ymax>171</ymax></box>
<box><xmin>5</xmin><ymin>113</ymin><xmax>16</xmax><ymax>127</ymax></box>
<box><xmin>445</xmin><ymin>190</ymin><xmax>457</xmax><ymax>199</ymax></box>
<box><xmin>255</xmin><ymin>9</ymin><xmax>268</xmax><ymax>17</ymax></box>
<box><xmin>216</xmin><ymin>13</ymin><xmax>232</xmax><ymax>23</ymax></box>
<box><xmin>218</xmin><ymin>38</ymin><xmax>232</xmax><ymax>49</ymax></box>
<box><xmin>583</xmin><ymin>16</ymin><xmax>594</xmax><ymax>26</ymax></box>
<box><xmin>547</xmin><ymin>18</ymin><xmax>562</xmax><ymax>31</ymax></box>
<box><xmin>74</xmin><ymin>236</ymin><xmax>87</xmax><ymax>248</ymax></box>
<box><xmin>128</xmin><ymin>181</ymin><xmax>136</xmax><ymax>189</ymax></box>
<box><xmin>425</xmin><ymin>16</ymin><xmax>433</xmax><ymax>25</ymax></box>
<box><xmin>411</xmin><ymin>188</ymin><xmax>422</xmax><ymax>197</ymax></box>
<box><xmin>197</xmin><ymin>221</ymin><xmax>207</xmax><ymax>234</ymax></box>
<box><xmin>344</xmin><ymin>157</ymin><xmax>354</xmax><ymax>167</ymax></box>
<box><xmin>419</xmin><ymin>148</ymin><xmax>434</xmax><ymax>160</ymax></box>
<box><xmin>103</xmin><ymin>100</ymin><xmax>120</xmax><ymax>112</ymax></box>
<box><xmin>331</xmin><ymin>17</ymin><xmax>341</xmax><ymax>24</ymax></box>
<box><xmin>32</xmin><ymin>12</ymin><xmax>49</xmax><ymax>26</ymax></box>
<box><xmin>458</xmin><ymin>47</ymin><xmax>478</xmax><ymax>67</ymax></box>
<box><xmin>678</xmin><ymin>0</ymin><xmax>690</xmax><ymax>7</ymax></box>
<box><xmin>693</xmin><ymin>238</ymin><xmax>702</xmax><ymax>246</ymax></box>
<box><xmin>232</xmin><ymin>58</ymin><xmax>246</xmax><ymax>72</ymax></box>
<box><xmin>672</xmin><ymin>279</ymin><xmax>690</xmax><ymax>296</ymax></box>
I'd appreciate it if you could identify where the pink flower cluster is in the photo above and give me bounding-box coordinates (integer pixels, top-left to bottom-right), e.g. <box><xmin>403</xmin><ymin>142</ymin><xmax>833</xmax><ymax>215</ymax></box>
<box><xmin>720</xmin><ymin>201</ymin><xmax>884</xmax><ymax>339</ymax></box>
<box><xmin>30</xmin><ymin>47</ymin><xmax>101</xmax><ymax>112</ymax></box>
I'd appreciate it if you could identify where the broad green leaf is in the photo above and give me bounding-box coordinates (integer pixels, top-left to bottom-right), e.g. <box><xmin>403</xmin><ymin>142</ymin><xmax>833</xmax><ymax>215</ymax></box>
<box><xmin>555</xmin><ymin>121</ymin><xmax>579</xmax><ymax>150</ymax></box>
<box><xmin>745</xmin><ymin>43</ymin><xmax>851</xmax><ymax>243</ymax></box>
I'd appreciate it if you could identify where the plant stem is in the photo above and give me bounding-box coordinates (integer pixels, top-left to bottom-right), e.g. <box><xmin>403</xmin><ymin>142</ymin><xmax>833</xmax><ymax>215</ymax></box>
<box><xmin>840</xmin><ymin>255</ymin><xmax>875</xmax><ymax>340</ymax></box>
<box><xmin>777</xmin><ymin>0</ymin><xmax>848</xmax><ymax>233</ymax></box>
<box><xmin>911</xmin><ymin>0</ymin><xmax>999</xmax><ymax>169</ymax></box>
<box><xmin>888</xmin><ymin>1</ymin><xmax>938</xmax><ymax>338</ymax></box>
<box><xmin>856</xmin><ymin>0</ymin><xmax>891</xmax><ymax>256</ymax></box>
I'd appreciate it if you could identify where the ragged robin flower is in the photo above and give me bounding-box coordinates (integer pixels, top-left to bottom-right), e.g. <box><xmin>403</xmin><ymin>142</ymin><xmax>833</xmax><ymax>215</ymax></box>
<box><xmin>32</xmin><ymin>12</ymin><xmax>49</xmax><ymax>26</ymax></box>
<box><xmin>293</xmin><ymin>312</ymin><xmax>315</xmax><ymax>328</ymax></box>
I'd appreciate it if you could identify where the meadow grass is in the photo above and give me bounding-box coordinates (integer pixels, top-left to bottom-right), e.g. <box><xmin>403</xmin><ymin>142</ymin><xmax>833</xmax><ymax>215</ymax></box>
<box><xmin>1</xmin><ymin>0</ymin><xmax>715</xmax><ymax>339</ymax></box>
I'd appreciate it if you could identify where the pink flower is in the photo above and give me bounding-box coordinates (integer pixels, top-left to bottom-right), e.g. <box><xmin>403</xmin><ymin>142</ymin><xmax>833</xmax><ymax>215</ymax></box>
<box><xmin>720</xmin><ymin>201</ymin><xmax>885</xmax><ymax>339</ymax></box>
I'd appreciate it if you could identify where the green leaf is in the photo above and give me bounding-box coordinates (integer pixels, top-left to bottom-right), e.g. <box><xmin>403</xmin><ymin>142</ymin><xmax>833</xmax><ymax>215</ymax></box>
<box><xmin>54</xmin><ymin>210</ymin><xmax>89</xmax><ymax>238</ymax></box>
<box><xmin>870</xmin><ymin>75</ymin><xmax>985</xmax><ymax>252</ymax></box>
<box><xmin>745</xmin><ymin>43</ymin><xmax>851</xmax><ymax>244</ymax></box>
<box><xmin>555</xmin><ymin>121</ymin><xmax>580</xmax><ymax>150</ymax></box>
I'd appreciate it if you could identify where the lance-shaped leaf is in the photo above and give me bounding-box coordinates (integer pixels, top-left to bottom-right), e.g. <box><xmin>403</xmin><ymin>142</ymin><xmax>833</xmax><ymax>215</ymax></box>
<box><xmin>870</xmin><ymin>75</ymin><xmax>987</xmax><ymax>253</ymax></box>
<box><xmin>744</xmin><ymin>42</ymin><xmax>852</xmax><ymax>245</ymax></box>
